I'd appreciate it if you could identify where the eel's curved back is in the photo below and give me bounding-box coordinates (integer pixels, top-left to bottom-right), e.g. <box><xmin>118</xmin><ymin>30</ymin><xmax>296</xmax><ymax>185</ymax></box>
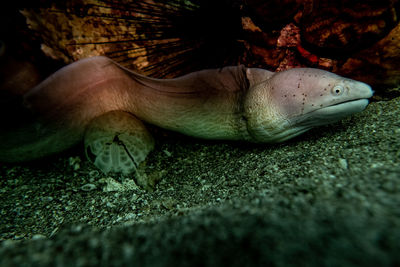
<box><xmin>0</xmin><ymin>56</ymin><xmax>250</xmax><ymax>162</ymax></box>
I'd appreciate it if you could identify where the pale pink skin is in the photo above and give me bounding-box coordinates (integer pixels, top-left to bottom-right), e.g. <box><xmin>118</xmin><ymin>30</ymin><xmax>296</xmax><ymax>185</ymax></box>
<box><xmin>0</xmin><ymin>56</ymin><xmax>373</xmax><ymax>162</ymax></box>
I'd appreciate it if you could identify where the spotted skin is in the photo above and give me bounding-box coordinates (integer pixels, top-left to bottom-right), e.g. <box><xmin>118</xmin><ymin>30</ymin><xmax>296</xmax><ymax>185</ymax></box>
<box><xmin>84</xmin><ymin>110</ymin><xmax>154</xmax><ymax>175</ymax></box>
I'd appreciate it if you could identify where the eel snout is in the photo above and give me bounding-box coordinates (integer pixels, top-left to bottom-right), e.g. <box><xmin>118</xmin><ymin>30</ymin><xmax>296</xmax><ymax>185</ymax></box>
<box><xmin>244</xmin><ymin>67</ymin><xmax>373</xmax><ymax>143</ymax></box>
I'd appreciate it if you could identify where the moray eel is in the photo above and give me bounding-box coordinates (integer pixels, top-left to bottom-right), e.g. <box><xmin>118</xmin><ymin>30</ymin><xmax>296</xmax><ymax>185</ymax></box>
<box><xmin>0</xmin><ymin>56</ymin><xmax>373</xmax><ymax>176</ymax></box>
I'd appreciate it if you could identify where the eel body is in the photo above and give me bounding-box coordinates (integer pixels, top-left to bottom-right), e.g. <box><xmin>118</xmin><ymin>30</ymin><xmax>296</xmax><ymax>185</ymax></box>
<box><xmin>0</xmin><ymin>56</ymin><xmax>373</xmax><ymax>170</ymax></box>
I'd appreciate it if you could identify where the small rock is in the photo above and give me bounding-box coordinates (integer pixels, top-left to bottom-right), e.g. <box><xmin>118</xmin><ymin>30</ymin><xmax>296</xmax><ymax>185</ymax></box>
<box><xmin>81</xmin><ymin>183</ymin><xmax>97</xmax><ymax>191</ymax></box>
<box><xmin>163</xmin><ymin>149</ymin><xmax>172</xmax><ymax>157</ymax></box>
<box><xmin>101</xmin><ymin>177</ymin><xmax>139</xmax><ymax>192</ymax></box>
<box><xmin>161</xmin><ymin>198</ymin><xmax>176</xmax><ymax>210</ymax></box>
<box><xmin>89</xmin><ymin>170</ymin><xmax>100</xmax><ymax>178</ymax></box>
<box><xmin>338</xmin><ymin>158</ymin><xmax>348</xmax><ymax>169</ymax></box>
<box><xmin>31</xmin><ymin>234</ymin><xmax>46</xmax><ymax>240</ymax></box>
<box><xmin>69</xmin><ymin>156</ymin><xmax>81</xmax><ymax>171</ymax></box>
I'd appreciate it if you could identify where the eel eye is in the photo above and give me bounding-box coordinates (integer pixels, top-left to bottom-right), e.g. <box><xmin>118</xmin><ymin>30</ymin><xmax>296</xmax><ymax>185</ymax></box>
<box><xmin>331</xmin><ymin>85</ymin><xmax>344</xmax><ymax>96</ymax></box>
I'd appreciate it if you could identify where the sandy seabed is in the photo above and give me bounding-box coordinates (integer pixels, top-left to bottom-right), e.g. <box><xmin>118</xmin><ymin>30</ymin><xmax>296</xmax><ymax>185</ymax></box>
<box><xmin>0</xmin><ymin>97</ymin><xmax>399</xmax><ymax>266</ymax></box>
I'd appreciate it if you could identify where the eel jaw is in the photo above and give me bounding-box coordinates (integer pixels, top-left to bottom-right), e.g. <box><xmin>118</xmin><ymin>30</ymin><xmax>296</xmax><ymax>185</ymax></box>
<box><xmin>301</xmin><ymin>98</ymin><xmax>370</xmax><ymax>126</ymax></box>
<box><xmin>269</xmin><ymin>98</ymin><xmax>372</xmax><ymax>143</ymax></box>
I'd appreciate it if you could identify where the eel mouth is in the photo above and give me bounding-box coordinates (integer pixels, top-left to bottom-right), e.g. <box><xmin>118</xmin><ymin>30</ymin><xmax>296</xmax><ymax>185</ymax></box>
<box><xmin>315</xmin><ymin>99</ymin><xmax>370</xmax><ymax>117</ymax></box>
<box><xmin>293</xmin><ymin>98</ymin><xmax>371</xmax><ymax>128</ymax></box>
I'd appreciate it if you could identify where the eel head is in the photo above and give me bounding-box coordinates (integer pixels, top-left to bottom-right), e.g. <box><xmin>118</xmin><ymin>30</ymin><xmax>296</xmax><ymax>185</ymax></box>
<box><xmin>244</xmin><ymin>68</ymin><xmax>373</xmax><ymax>142</ymax></box>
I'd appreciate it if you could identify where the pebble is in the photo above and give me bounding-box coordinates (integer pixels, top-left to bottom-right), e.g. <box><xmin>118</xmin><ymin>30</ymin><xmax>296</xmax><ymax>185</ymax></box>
<box><xmin>163</xmin><ymin>149</ymin><xmax>172</xmax><ymax>157</ymax></box>
<box><xmin>31</xmin><ymin>234</ymin><xmax>47</xmax><ymax>240</ymax></box>
<box><xmin>69</xmin><ymin>156</ymin><xmax>81</xmax><ymax>171</ymax></box>
<box><xmin>338</xmin><ymin>158</ymin><xmax>348</xmax><ymax>169</ymax></box>
<box><xmin>89</xmin><ymin>170</ymin><xmax>100</xmax><ymax>178</ymax></box>
<box><xmin>81</xmin><ymin>183</ymin><xmax>97</xmax><ymax>191</ymax></box>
